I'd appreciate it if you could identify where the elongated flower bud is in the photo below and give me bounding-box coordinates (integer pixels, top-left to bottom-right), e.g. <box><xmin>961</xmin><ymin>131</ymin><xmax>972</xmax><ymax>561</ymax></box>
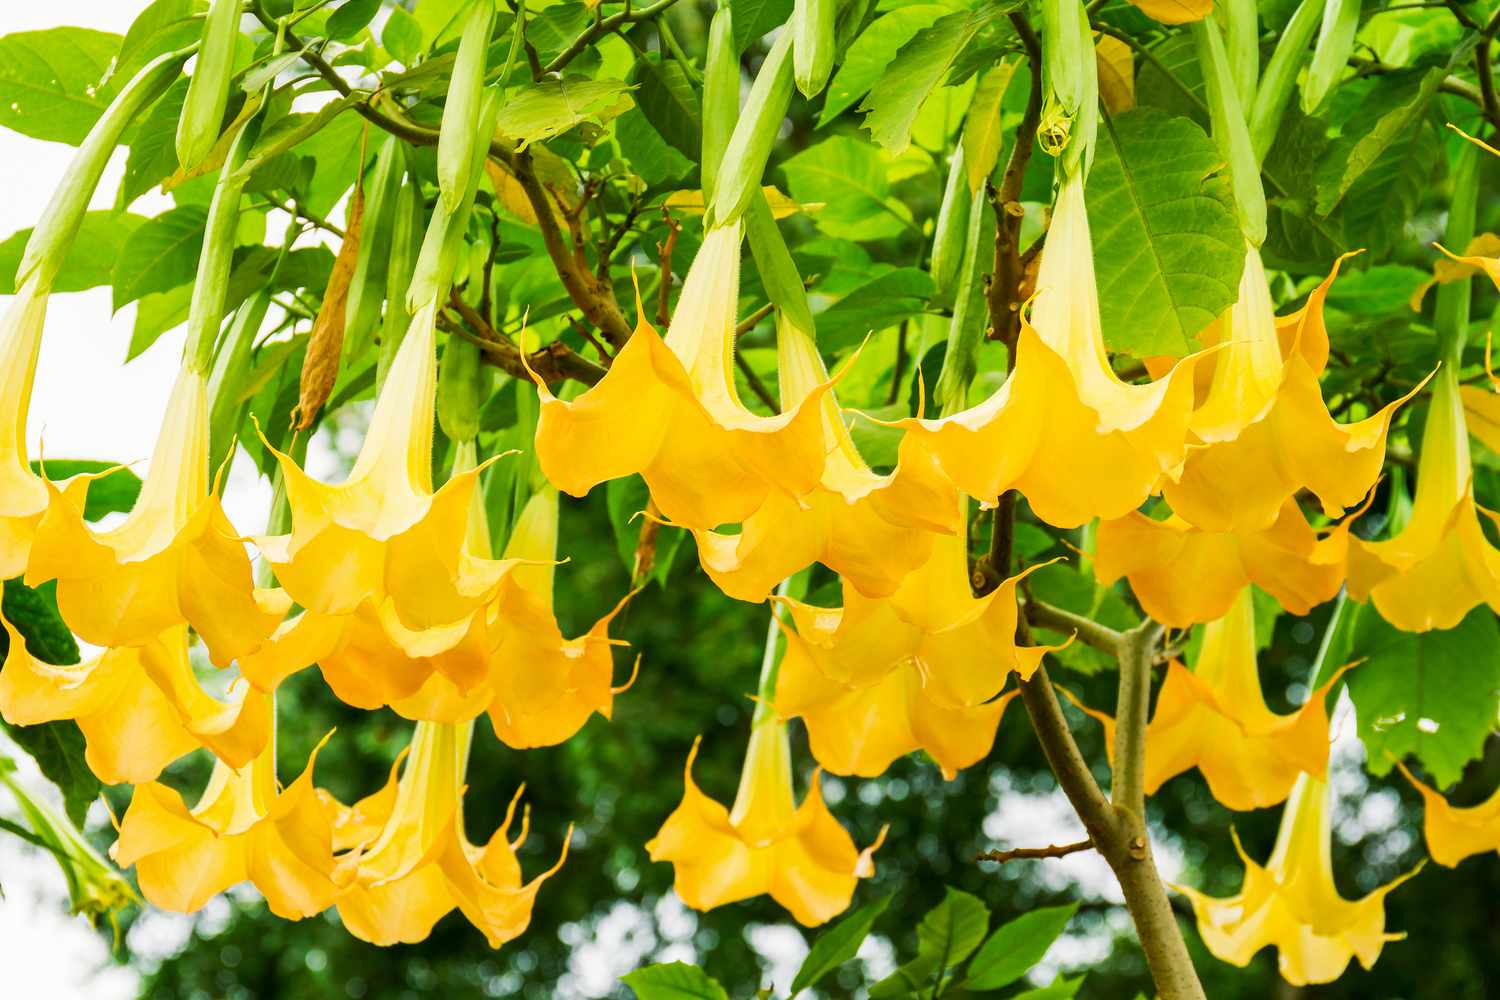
<box><xmin>437</xmin><ymin>335</ymin><xmax>487</xmax><ymax>442</ymax></box>
<box><xmin>1194</xmin><ymin>17</ymin><xmax>1266</xmax><ymax>246</ymax></box>
<box><xmin>410</xmin><ymin>90</ymin><xmax>502</xmax><ymax>309</ymax></box>
<box><xmin>438</xmin><ymin>0</ymin><xmax>496</xmax><ymax>214</ymax></box>
<box><xmin>380</xmin><ymin>177</ymin><xmax>423</xmax><ymax>390</ymax></box>
<box><xmin>1249</xmin><ymin>0</ymin><xmax>1322</xmax><ymax>164</ymax></box>
<box><xmin>177</xmin><ymin>0</ymin><xmax>240</xmax><ymax>171</ymax></box>
<box><xmin>1041</xmin><ymin>0</ymin><xmax>1097</xmax><ymax>175</ymax></box>
<box><xmin>207</xmin><ymin>285</ymin><xmax>273</xmax><ymax>471</ymax></box>
<box><xmin>792</xmin><ymin>0</ymin><xmax>834</xmax><ymax>98</ymax></box>
<box><xmin>20</xmin><ymin>49</ymin><xmax>187</xmax><ymax>289</ymax></box>
<box><xmin>708</xmin><ymin>30</ymin><xmax>794</xmax><ymax>228</ymax></box>
<box><xmin>1302</xmin><ymin>0</ymin><xmax>1360</xmax><ymax>113</ymax></box>
<box><xmin>345</xmin><ymin>135</ymin><xmax>405</xmax><ymax>358</ymax></box>
<box><xmin>929</xmin><ymin>147</ymin><xmax>970</xmax><ymax>304</ymax></box>
<box><xmin>744</xmin><ymin>189</ymin><xmax>814</xmax><ymax>334</ymax></box>
<box><xmin>184</xmin><ymin>112</ymin><xmax>258</xmax><ymax>375</ymax></box>
<box><xmin>700</xmin><ymin>4</ymin><xmax>738</xmax><ymax>205</ymax></box>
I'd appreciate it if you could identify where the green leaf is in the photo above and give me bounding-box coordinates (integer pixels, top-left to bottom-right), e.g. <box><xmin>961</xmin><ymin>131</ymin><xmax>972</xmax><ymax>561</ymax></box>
<box><xmin>964</xmin><ymin>903</ymin><xmax>1079</xmax><ymax>990</ymax></box>
<box><xmin>819</xmin><ymin>6</ymin><xmax>947</xmax><ymax>126</ymax></box>
<box><xmin>111</xmin><ymin>205</ymin><xmax>207</xmax><ymax>312</ymax></box>
<box><xmin>31</xmin><ymin>461</ymin><xmax>142</xmax><ymax>522</ymax></box>
<box><xmin>1086</xmin><ymin>108</ymin><xmax>1244</xmax><ymax>356</ymax></box>
<box><xmin>496</xmin><ymin>79</ymin><xmax>633</xmax><ymax>148</ymax></box>
<box><xmin>790</xmin><ymin>894</ymin><xmax>892</xmax><ymax>995</ymax></box>
<box><xmin>730</xmin><ymin>0</ymin><xmax>795</xmax><ymax>53</ymax></box>
<box><xmin>606</xmin><ymin>475</ymin><xmax>684</xmax><ymax>588</ymax></box>
<box><xmin>817</xmin><ymin>267</ymin><xmax>936</xmax><ymax>351</ymax></box>
<box><xmin>0</xmin><ymin>580</ymin><xmax>96</xmax><ymax>825</ymax></box>
<box><xmin>1313</xmin><ymin>67</ymin><xmax>1444</xmax><ymax>216</ymax></box>
<box><xmin>622</xmin><ymin>962</ymin><xmax>730</xmax><ymax>1000</ymax></box>
<box><xmin>0</xmin><ymin>28</ymin><xmax>122</xmax><ymax>145</ymax></box>
<box><xmin>0</xmin><ymin>213</ymin><xmax>145</xmax><ymax>296</ymax></box>
<box><xmin>1325</xmin><ymin>264</ymin><xmax>1429</xmax><ymax>315</ymax></box>
<box><xmin>782</xmin><ymin>136</ymin><xmax>913</xmax><ymax>242</ymax></box>
<box><xmin>1345</xmin><ymin>605</ymin><xmax>1500</xmax><ymax>788</ymax></box>
<box><xmin>1012</xmin><ymin>975</ymin><xmax>1086</xmax><ymax>999</ymax></box>
<box><xmin>116</xmin><ymin>0</ymin><xmax>197</xmax><ymax>86</ymax></box>
<box><xmin>858</xmin><ymin>7</ymin><xmax>1004</xmax><ymax>155</ymax></box>
<box><xmin>383</xmin><ymin>6</ymin><xmax>425</xmax><ymax>65</ymax></box>
<box><xmin>296</xmin><ymin>110</ymin><xmax>367</xmax><ymax>217</ymax></box>
<box><xmin>327</xmin><ymin>0</ymin><xmax>384</xmax><ymax>41</ymax></box>
<box><xmin>1339</xmin><ymin>117</ymin><xmax>1441</xmax><ymax>261</ymax></box>
<box><xmin>917</xmin><ymin>886</ymin><xmax>990</xmax><ymax>968</ymax></box>
<box><xmin>614</xmin><ymin>108</ymin><xmax>692</xmax><ymax>186</ymax></box>
<box><xmin>633</xmin><ymin>54</ymin><xmax>701</xmax><ymax>159</ymax></box>
<box><xmin>118</xmin><ymin>77</ymin><xmax>188</xmax><ymax>209</ymax></box>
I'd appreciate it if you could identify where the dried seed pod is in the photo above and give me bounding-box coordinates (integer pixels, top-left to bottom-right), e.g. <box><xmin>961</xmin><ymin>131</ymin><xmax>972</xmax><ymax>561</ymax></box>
<box><xmin>293</xmin><ymin>187</ymin><xmax>366</xmax><ymax>430</ymax></box>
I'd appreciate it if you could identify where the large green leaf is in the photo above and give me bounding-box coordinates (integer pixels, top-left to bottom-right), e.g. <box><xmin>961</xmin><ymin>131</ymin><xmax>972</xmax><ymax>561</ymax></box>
<box><xmin>115</xmin><ymin>0</ymin><xmax>197</xmax><ymax>86</ymax></box>
<box><xmin>495</xmin><ymin>79</ymin><xmax>633</xmax><ymax>148</ymax></box>
<box><xmin>614</xmin><ymin>108</ymin><xmax>693</xmax><ymax>186</ymax></box>
<box><xmin>781</xmin><ymin>136</ymin><xmax>914</xmax><ymax>242</ymax></box>
<box><xmin>632</xmin><ymin>53</ymin><xmax>701</xmax><ymax>160</ymax></box>
<box><xmin>1313</xmin><ymin>67</ymin><xmax>1445</xmax><ymax>216</ymax></box>
<box><xmin>0</xmin><ymin>28</ymin><xmax>122</xmax><ymax>145</ymax></box>
<box><xmin>1086</xmin><ymin>108</ymin><xmax>1244</xmax><ymax>356</ymax></box>
<box><xmin>1345</xmin><ymin>604</ymin><xmax>1500</xmax><ymax>788</ymax></box>
<box><xmin>964</xmin><ymin>903</ymin><xmax>1079</xmax><ymax>990</ymax></box>
<box><xmin>819</xmin><ymin>6</ymin><xmax>948</xmax><ymax>126</ymax></box>
<box><xmin>817</xmin><ymin>267</ymin><xmax>936</xmax><ymax>350</ymax></box>
<box><xmin>857</xmin><ymin>6</ymin><xmax>1005</xmax><ymax>155</ymax></box>
<box><xmin>1339</xmin><ymin>117</ymin><xmax>1441</xmax><ymax>261</ymax></box>
<box><xmin>0</xmin><ymin>213</ymin><xmax>145</xmax><ymax>295</ymax></box>
<box><xmin>871</xmin><ymin>887</ymin><xmax>990</xmax><ymax>999</ymax></box>
<box><xmin>790</xmin><ymin>894</ymin><xmax>892</xmax><ymax>995</ymax></box>
<box><xmin>0</xmin><ymin>580</ymin><xmax>96</xmax><ymax>827</ymax></box>
<box><xmin>621</xmin><ymin>962</ymin><xmax>730</xmax><ymax>1000</ymax></box>
<box><xmin>730</xmin><ymin>0</ymin><xmax>795</xmax><ymax>53</ymax></box>
<box><xmin>117</xmin><ymin>77</ymin><xmax>189</xmax><ymax>209</ymax></box>
<box><xmin>111</xmin><ymin>205</ymin><xmax>208</xmax><ymax>312</ymax></box>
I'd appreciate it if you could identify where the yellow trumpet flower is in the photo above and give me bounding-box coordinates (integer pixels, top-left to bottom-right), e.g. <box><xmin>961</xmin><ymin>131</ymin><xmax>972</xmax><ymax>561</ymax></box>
<box><xmin>1177</xmin><ymin>773</ymin><xmax>1420</xmax><ymax>985</ymax></box>
<box><xmin>1395</xmin><ymin>761</ymin><xmax>1500</xmax><ymax>868</ymax></box>
<box><xmin>531</xmin><ymin>221</ymin><xmax>834</xmax><ymax>531</ymax></box>
<box><xmin>895</xmin><ymin>170</ymin><xmax>1204</xmax><ymax>529</ymax></box>
<box><xmin>772</xmin><ymin>528</ymin><xmax>1056</xmax><ymax>778</ymax></box>
<box><xmin>0</xmin><ymin>274</ymin><xmax>53</xmax><ymax>578</ymax></box>
<box><xmin>0</xmin><ymin>619</ymin><xmax>270</xmax><ymax>785</ymax></box>
<box><xmin>25</xmin><ymin>367</ymin><xmax>285</xmax><ymax>664</ymax></box>
<box><xmin>1347</xmin><ymin>367</ymin><xmax>1500</xmax><ymax>631</ymax></box>
<box><xmin>1094</xmin><ymin>498</ymin><xmax>1352</xmax><ymax>628</ymax></box>
<box><xmin>111</xmin><ymin>727</ymin><xmax>346</xmax><ymax>920</ymax></box>
<box><xmin>1163</xmin><ymin>248</ymin><xmax>1422</xmax><ymax>533</ymax></box>
<box><xmin>329</xmin><ymin>720</ymin><xmax>568</xmax><ymax>948</ymax></box>
<box><xmin>256</xmin><ymin>302</ymin><xmax>509</xmax><ymax>630</ymax></box>
<box><xmin>1068</xmin><ymin>588</ymin><xmax>1341</xmax><ymax>810</ymax></box>
<box><xmin>678</xmin><ymin>314</ymin><xmax>958</xmax><ymax>602</ymax></box>
<box><xmin>647</xmin><ymin>723</ymin><xmax>885</xmax><ymax>927</ymax></box>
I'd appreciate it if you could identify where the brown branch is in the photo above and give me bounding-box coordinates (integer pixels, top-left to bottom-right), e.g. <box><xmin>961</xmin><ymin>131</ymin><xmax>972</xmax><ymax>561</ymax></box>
<box><xmin>543</xmin><ymin>0</ymin><xmax>685</xmax><ymax>75</ymax></box>
<box><xmin>656</xmin><ymin>207</ymin><xmax>680</xmax><ymax>328</ymax></box>
<box><xmin>978</xmin><ymin>838</ymin><xmax>1094</xmax><ymax>865</ymax></box>
<box><xmin>987</xmin><ymin>13</ymin><xmax>1045</xmax><ymax>354</ymax></box>
<box><xmin>735</xmin><ymin>352</ymin><xmax>779</xmax><ymax>411</ymax></box>
<box><xmin>444</xmin><ymin>295</ymin><xmax>606</xmax><ymax>386</ymax></box>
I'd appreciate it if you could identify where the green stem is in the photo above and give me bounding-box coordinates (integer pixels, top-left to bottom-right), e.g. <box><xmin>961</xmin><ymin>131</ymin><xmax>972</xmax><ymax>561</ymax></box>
<box><xmin>1436</xmin><ymin>138</ymin><xmax>1480</xmax><ymax>368</ymax></box>
<box><xmin>1250</xmin><ymin>0</ymin><xmax>1323</xmax><ymax>164</ymax></box>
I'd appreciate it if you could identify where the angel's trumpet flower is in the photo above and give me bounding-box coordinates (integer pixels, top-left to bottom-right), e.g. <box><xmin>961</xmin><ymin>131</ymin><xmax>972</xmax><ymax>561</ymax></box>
<box><xmin>772</xmin><ymin>523</ymin><xmax>1057</xmax><ymax>778</ymax></box>
<box><xmin>0</xmin><ymin>619</ymin><xmax>270</xmax><ymax>785</ymax></box>
<box><xmin>1347</xmin><ymin>367</ymin><xmax>1500</xmax><ymax>631</ymax></box>
<box><xmin>647</xmin><ymin>719</ymin><xmax>884</xmax><ymax>927</ymax></box>
<box><xmin>26</xmin><ymin>367</ymin><xmax>285</xmax><ymax>664</ymax></box>
<box><xmin>1394</xmin><ymin>761</ymin><xmax>1500</xmax><ymax>867</ymax></box>
<box><xmin>894</xmin><ymin>170</ymin><xmax>1204</xmax><ymax>528</ymax></box>
<box><xmin>1094</xmin><ymin>498</ymin><xmax>1352</xmax><ymax>628</ymax></box>
<box><xmin>678</xmin><ymin>314</ymin><xmax>958</xmax><ymax>602</ymax></box>
<box><xmin>256</xmin><ymin>302</ymin><xmax>510</xmax><ymax>630</ymax></box>
<box><xmin>329</xmin><ymin>720</ymin><xmax>567</xmax><ymax>947</ymax></box>
<box><xmin>1068</xmin><ymin>588</ymin><xmax>1343</xmax><ymax>810</ymax></box>
<box><xmin>1178</xmin><ymin>773</ymin><xmax>1419</xmax><ymax>985</ymax></box>
<box><xmin>532</xmin><ymin>221</ymin><xmax>834</xmax><ymax>530</ymax></box>
<box><xmin>1163</xmin><ymin>248</ymin><xmax>1422</xmax><ymax>533</ymax></box>
<box><xmin>0</xmin><ymin>275</ymin><xmax>53</xmax><ymax>578</ymax></box>
<box><xmin>111</xmin><ymin>726</ymin><xmax>345</xmax><ymax>919</ymax></box>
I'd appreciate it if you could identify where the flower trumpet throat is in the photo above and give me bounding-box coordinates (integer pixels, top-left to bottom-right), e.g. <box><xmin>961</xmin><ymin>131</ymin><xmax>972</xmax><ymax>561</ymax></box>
<box><xmin>1177</xmin><ymin>773</ymin><xmax>1420</xmax><ymax>985</ymax></box>
<box><xmin>257</xmin><ymin>301</ymin><xmax>512</xmax><ymax>631</ymax></box>
<box><xmin>1164</xmin><ymin>247</ymin><xmax>1423</xmax><ymax>533</ymax></box>
<box><xmin>531</xmin><ymin>220</ymin><xmax>836</xmax><ymax>531</ymax></box>
<box><xmin>1347</xmin><ymin>366</ymin><xmax>1500</xmax><ymax>631</ymax></box>
<box><xmin>895</xmin><ymin>170</ymin><xmax>1207</xmax><ymax>528</ymax></box>
<box><xmin>329</xmin><ymin>719</ymin><xmax>568</xmax><ymax>948</ymax></box>
<box><xmin>680</xmin><ymin>313</ymin><xmax>959</xmax><ymax>603</ymax></box>
<box><xmin>26</xmin><ymin>366</ymin><xmax>285</xmax><ymax>665</ymax></box>
<box><xmin>647</xmin><ymin>725</ymin><xmax>884</xmax><ymax>927</ymax></box>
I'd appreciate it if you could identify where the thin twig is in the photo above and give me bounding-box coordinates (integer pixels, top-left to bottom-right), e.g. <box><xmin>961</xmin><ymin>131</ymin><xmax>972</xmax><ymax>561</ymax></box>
<box><xmin>545</xmin><ymin>0</ymin><xmax>684</xmax><ymax>74</ymax></box>
<box><xmin>735</xmin><ymin>352</ymin><xmax>779</xmax><ymax>411</ymax></box>
<box><xmin>977</xmin><ymin>839</ymin><xmax>1094</xmax><ymax>864</ymax></box>
<box><xmin>1024</xmin><ymin>599</ymin><xmax>1126</xmax><ymax>654</ymax></box>
<box><xmin>735</xmin><ymin>300</ymin><xmax>776</xmax><ymax>337</ymax></box>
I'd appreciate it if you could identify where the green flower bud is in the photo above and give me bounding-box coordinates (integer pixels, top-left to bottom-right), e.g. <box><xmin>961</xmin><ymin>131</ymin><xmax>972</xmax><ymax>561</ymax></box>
<box><xmin>929</xmin><ymin>147</ymin><xmax>970</xmax><ymax>305</ymax></box>
<box><xmin>792</xmin><ymin>0</ymin><xmax>835</xmax><ymax>99</ymax></box>
<box><xmin>345</xmin><ymin>135</ymin><xmax>405</xmax><ymax>360</ymax></box>
<box><xmin>438</xmin><ymin>0</ymin><xmax>496</xmax><ymax>214</ymax></box>
<box><xmin>177</xmin><ymin>0</ymin><xmax>240</xmax><ymax>171</ymax></box>
<box><xmin>701</xmin><ymin>5</ymin><xmax>738</xmax><ymax>205</ymax></box>
<box><xmin>708</xmin><ymin>30</ymin><xmax>794</xmax><ymax>229</ymax></box>
<box><xmin>1302</xmin><ymin>0</ymin><xmax>1360</xmax><ymax>113</ymax></box>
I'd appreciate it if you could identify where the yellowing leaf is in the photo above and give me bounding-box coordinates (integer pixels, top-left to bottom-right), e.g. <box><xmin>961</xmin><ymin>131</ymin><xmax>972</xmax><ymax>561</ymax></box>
<box><xmin>663</xmin><ymin>185</ymin><xmax>819</xmax><ymax>219</ymax></box>
<box><xmin>1096</xmin><ymin>35</ymin><xmax>1134</xmax><ymax>113</ymax></box>
<box><xmin>1126</xmin><ymin>0</ymin><xmax>1212</xmax><ymax>25</ymax></box>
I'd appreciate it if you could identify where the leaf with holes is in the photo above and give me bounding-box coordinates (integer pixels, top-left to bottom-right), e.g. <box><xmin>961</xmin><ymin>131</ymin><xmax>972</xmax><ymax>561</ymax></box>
<box><xmin>1086</xmin><ymin>108</ymin><xmax>1244</xmax><ymax>356</ymax></box>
